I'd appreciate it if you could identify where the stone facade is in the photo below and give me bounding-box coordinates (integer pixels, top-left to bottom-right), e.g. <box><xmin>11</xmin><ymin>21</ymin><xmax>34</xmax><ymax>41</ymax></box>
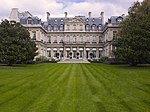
<box><xmin>9</xmin><ymin>8</ymin><xmax>125</xmax><ymax>61</ymax></box>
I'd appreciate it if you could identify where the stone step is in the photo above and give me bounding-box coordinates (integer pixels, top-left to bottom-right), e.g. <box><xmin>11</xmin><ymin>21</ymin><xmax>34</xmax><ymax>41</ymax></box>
<box><xmin>57</xmin><ymin>59</ymin><xmax>90</xmax><ymax>63</ymax></box>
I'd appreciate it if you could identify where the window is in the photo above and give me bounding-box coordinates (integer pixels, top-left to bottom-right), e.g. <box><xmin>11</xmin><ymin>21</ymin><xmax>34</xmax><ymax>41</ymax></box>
<box><xmin>60</xmin><ymin>24</ymin><xmax>64</xmax><ymax>31</ymax></box>
<box><xmin>32</xmin><ymin>31</ymin><xmax>36</xmax><ymax>40</ymax></box>
<box><xmin>73</xmin><ymin>24</ymin><xmax>76</xmax><ymax>31</ymax></box>
<box><xmin>48</xmin><ymin>25</ymin><xmax>52</xmax><ymax>31</ymax></box>
<box><xmin>92</xmin><ymin>18</ymin><xmax>95</xmax><ymax>22</ymax></box>
<box><xmin>93</xmin><ymin>37</ymin><xmax>96</xmax><ymax>43</ymax></box>
<box><xmin>54</xmin><ymin>25</ymin><xmax>58</xmax><ymax>31</ymax></box>
<box><xmin>86</xmin><ymin>36</ymin><xmax>90</xmax><ymax>44</ymax></box>
<box><xmin>47</xmin><ymin>36</ymin><xmax>51</xmax><ymax>43</ymax></box>
<box><xmin>47</xmin><ymin>51</ymin><xmax>51</xmax><ymax>57</ymax></box>
<box><xmin>80</xmin><ymin>36</ymin><xmax>83</xmax><ymax>43</ymax></box>
<box><xmin>28</xmin><ymin>19</ymin><xmax>32</xmax><ymax>24</ymax></box>
<box><xmin>80</xmin><ymin>51</ymin><xmax>83</xmax><ymax>58</ymax></box>
<box><xmin>67</xmin><ymin>25</ymin><xmax>70</xmax><ymax>31</ymax></box>
<box><xmin>86</xmin><ymin>24</ymin><xmax>90</xmax><ymax>31</ymax></box>
<box><xmin>80</xmin><ymin>25</ymin><xmax>83</xmax><ymax>31</ymax></box>
<box><xmin>93</xmin><ymin>51</ymin><xmax>96</xmax><ymax>58</ymax></box>
<box><xmin>98</xmin><ymin>24</ymin><xmax>102</xmax><ymax>30</ymax></box>
<box><xmin>53</xmin><ymin>37</ymin><xmax>57</xmax><ymax>43</ymax></box>
<box><xmin>73</xmin><ymin>36</ymin><xmax>76</xmax><ymax>43</ymax></box>
<box><xmin>86</xmin><ymin>18</ymin><xmax>89</xmax><ymax>22</ymax></box>
<box><xmin>92</xmin><ymin>24</ymin><xmax>96</xmax><ymax>31</ymax></box>
<box><xmin>60</xmin><ymin>37</ymin><xmax>63</xmax><ymax>43</ymax></box>
<box><xmin>113</xmin><ymin>31</ymin><xmax>117</xmax><ymax>39</ymax></box>
<box><xmin>99</xmin><ymin>36</ymin><xmax>102</xmax><ymax>43</ymax></box>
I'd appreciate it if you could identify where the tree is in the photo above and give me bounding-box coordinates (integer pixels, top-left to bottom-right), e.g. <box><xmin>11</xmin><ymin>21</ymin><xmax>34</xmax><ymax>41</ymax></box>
<box><xmin>113</xmin><ymin>0</ymin><xmax>150</xmax><ymax>66</ymax></box>
<box><xmin>0</xmin><ymin>20</ymin><xmax>37</xmax><ymax>65</ymax></box>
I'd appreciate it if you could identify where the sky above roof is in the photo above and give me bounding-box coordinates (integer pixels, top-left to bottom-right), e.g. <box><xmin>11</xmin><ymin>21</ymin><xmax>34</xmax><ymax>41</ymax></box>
<box><xmin>0</xmin><ymin>0</ymin><xmax>144</xmax><ymax>22</ymax></box>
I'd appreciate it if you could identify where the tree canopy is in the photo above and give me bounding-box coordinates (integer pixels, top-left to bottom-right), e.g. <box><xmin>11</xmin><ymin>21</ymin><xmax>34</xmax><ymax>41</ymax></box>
<box><xmin>113</xmin><ymin>0</ymin><xmax>150</xmax><ymax>66</ymax></box>
<box><xmin>0</xmin><ymin>20</ymin><xmax>37</xmax><ymax>65</ymax></box>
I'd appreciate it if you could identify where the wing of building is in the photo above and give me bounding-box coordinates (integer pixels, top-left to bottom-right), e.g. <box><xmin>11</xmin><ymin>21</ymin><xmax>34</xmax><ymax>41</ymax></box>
<box><xmin>9</xmin><ymin>8</ymin><xmax>126</xmax><ymax>61</ymax></box>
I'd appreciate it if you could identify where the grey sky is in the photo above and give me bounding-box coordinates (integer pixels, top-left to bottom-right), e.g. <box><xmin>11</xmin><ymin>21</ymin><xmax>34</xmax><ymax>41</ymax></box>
<box><xmin>0</xmin><ymin>0</ymin><xmax>143</xmax><ymax>22</ymax></box>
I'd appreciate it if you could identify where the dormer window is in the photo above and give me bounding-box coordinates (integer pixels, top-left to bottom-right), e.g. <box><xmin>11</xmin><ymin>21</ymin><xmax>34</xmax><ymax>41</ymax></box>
<box><xmin>61</xmin><ymin>19</ymin><xmax>63</xmax><ymax>22</ymax></box>
<box><xmin>55</xmin><ymin>19</ymin><xmax>57</xmax><ymax>22</ymax></box>
<box><xmin>98</xmin><ymin>24</ymin><xmax>102</xmax><ymax>30</ymax></box>
<box><xmin>28</xmin><ymin>19</ymin><xmax>32</xmax><ymax>24</ymax></box>
<box><xmin>54</xmin><ymin>25</ymin><xmax>58</xmax><ymax>31</ymax></box>
<box><xmin>48</xmin><ymin>25</ymin><xmax>52</xmax><ymax>31</ymax></box>
<box><xmin>92</xmin><ymin>24</ymin><xmax>96</xmax><ymax>31</ymax></box>
<box><xmin>60</xmin><ymin>24</ymin><xmax>64</xmax><ymax>31</ymax></box>
<box><xmin>86</xmin><ymin>18</ymin><xmax>89</xmax><ymax>22</ymax></box>
<box><xmin>92</xmin><ymin>18</ymin><xmax>95</xmax><ymax>22</ymax></box>
<box><xmin>86</xmin><ymin>24</ymin><xmax>90</xmax><ymax>31</ymax></box>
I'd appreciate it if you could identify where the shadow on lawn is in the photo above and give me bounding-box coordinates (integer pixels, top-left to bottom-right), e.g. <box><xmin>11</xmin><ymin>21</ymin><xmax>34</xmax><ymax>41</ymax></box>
<box><xmin>0</xmin><ymin>64</ymin><xmax>28</xmax><ymax>68</ymax></box>
<box><xmin>120</xmin><ymin>64</ymin><xmax>150</xmax><ymax>69</ymax></box>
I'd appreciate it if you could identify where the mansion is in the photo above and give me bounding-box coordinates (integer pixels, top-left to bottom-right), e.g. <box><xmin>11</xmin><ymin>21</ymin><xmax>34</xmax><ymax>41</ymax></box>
<box><xmin>9</xmin><ymin>8</ymin><xmax>125</xmax><ymax>61</ymax></box>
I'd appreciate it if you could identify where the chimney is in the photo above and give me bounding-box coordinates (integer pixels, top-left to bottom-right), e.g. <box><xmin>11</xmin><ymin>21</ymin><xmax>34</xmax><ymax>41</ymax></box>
<box><xmin>46</xmin><ymin>12</ymin><xmax>50</xmax><ymax>21</ymax></box>
<box><xmin>100</xmin><ymin>12</ymin><xmax>104</xmax><ymax>25</ymax></box>
<box><xmin>64</xmin><ymin>12</ymin><xmax>67</xmax><ymax>18</ymax></box>
<box><xmin>122</xmin><ymin>14</ymin><xmax>125</xmax><ymax>16</ymax></box>
<box><xmin>88</xmin><ymin>12</ymin><xmax>91</xmax><ymax>18</ymax></box>
<box><xmin>9</xmin><ymin>8</ymin><xmax>19</xmax><ymax>22</ymax></box>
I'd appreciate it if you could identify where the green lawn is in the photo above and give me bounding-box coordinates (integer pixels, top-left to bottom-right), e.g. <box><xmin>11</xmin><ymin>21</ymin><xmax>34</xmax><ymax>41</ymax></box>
<box><xmin>0</xmin><ymin>63</ymin><xmax>150</xmax><ymax>112</ymax></box>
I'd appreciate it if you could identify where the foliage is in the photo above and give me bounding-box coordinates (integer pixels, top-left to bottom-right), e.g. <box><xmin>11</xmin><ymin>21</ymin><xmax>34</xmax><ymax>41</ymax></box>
<box><xmin>0</xmin><ymin>20</ymin><xmax>37</xmax><ymax>65</ymax></box>
<box><xmin>113</xmin><ymin>0</ymin><xmax>150</xmax><ymax>66</ymax></box>
<box><xmin>36</xmin><ymin>56</ymin><xmax>48</xmax><ymax>62</ymax></box>
<box><xmin>99</xmin><ymin>56</ymin><xmax>109</xmax><ymax>63</ymax></box>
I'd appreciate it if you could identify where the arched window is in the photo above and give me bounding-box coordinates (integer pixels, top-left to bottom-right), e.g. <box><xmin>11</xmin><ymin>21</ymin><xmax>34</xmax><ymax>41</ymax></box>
<box><xmin>92</xmin><ymin>24</ymin><xmax>96</xmax><ymax>31</ymax></box>
<box><xmin>60</xmin><ymin>24</ymin><xmax>64</xmax><ymax>31</ymax></box>
<box><xmin>98</xmin><ymin>24</ymin><xmax>102</xmax><ymax>30</ymax></box>
<box><xmin>54</xmin><ymin>24</ymin><xmax>58</xmax><ymax>31</ymax></box>
<box><xmin>48</xmin><ymin>25</ymin><xmax>52</xmax><ymax>31</ymax></box>
<box><xmin>86</xmin><ymin>24</ymin><xmax>90</xmax><ymax>31</ymax></box>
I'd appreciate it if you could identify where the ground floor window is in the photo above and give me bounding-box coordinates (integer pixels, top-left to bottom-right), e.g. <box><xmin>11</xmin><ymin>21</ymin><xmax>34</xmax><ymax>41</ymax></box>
<box><xmin>67</xmin><ymin>51</ymin><xmax>70</xmax><ymax>58</ymax></box>
<box><xmin>80</xmin><ymin>51</ymin><xmax>83</xmax><ymax>58</ymax></box>
<box><xmin>53</xmin><ymin>51</ymin><xmax>57</xmax><ymax>57</ymax></box>
<box><xmin>73</xmin><ymin>51</ymin><xmax>76</xmax><ymax>58</ymax></box>
<box><xmin>86</xmin><ymin>51</ymin><xmax>89</xmax><ymax>59</ymax></box>
<box><xmin>93</xmin><ymin>51</ymin><xmax>96</xmax><ymax>58</ymax></box>
<box><xmin>48</xmin><ymin>51</ymin><xmax>51</xmax><ymax>57</ymax></box>
<box><xmin>60</xmin><ymin>51</ymin><xmax>63</xmax><ymax>57</ymax></box>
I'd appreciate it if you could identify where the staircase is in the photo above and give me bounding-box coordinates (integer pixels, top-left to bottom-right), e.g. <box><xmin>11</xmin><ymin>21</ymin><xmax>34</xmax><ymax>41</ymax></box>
<box><xmin>57</xmin><ymin>59</ymin><xmax>90</xmax><ymax>63</ymax></box>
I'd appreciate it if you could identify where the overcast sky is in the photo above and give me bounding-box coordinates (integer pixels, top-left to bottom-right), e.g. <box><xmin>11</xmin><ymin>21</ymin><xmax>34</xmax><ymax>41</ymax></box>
<box><xmin>0</xmin><ymin>0</ymin><xmax>144</xmax><ymax>22</ymax></box>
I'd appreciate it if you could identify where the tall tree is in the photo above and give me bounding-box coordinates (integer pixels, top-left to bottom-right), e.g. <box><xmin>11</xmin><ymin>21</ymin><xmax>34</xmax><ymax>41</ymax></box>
<box><xmin>0</xmin><ymin>20</ymin><xmax>37</xmax><ymax>65</ymax></box>
<box><xmin>113</xmin><ymin>0</ymin><xmax>150</xmax><ymax>66</ymax></box>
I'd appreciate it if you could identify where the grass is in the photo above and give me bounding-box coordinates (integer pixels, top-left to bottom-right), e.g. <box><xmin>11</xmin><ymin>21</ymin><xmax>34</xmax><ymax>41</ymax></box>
<box><xmin>0</xmin><ymin>63</ymin><xmax>150</xmax><ymax>112</ymax></box>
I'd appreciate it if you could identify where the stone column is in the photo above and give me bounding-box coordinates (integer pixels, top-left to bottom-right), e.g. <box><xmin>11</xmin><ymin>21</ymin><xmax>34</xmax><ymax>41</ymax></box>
<box><xmin>84</xmin><ymin>45</ymin><xmax>86</xmax><ymax>60</ymax></box>
<box><xmin>96</xmin><ymin>48</ymin><xmax>99</xmax><ymax>60</ymax></box>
